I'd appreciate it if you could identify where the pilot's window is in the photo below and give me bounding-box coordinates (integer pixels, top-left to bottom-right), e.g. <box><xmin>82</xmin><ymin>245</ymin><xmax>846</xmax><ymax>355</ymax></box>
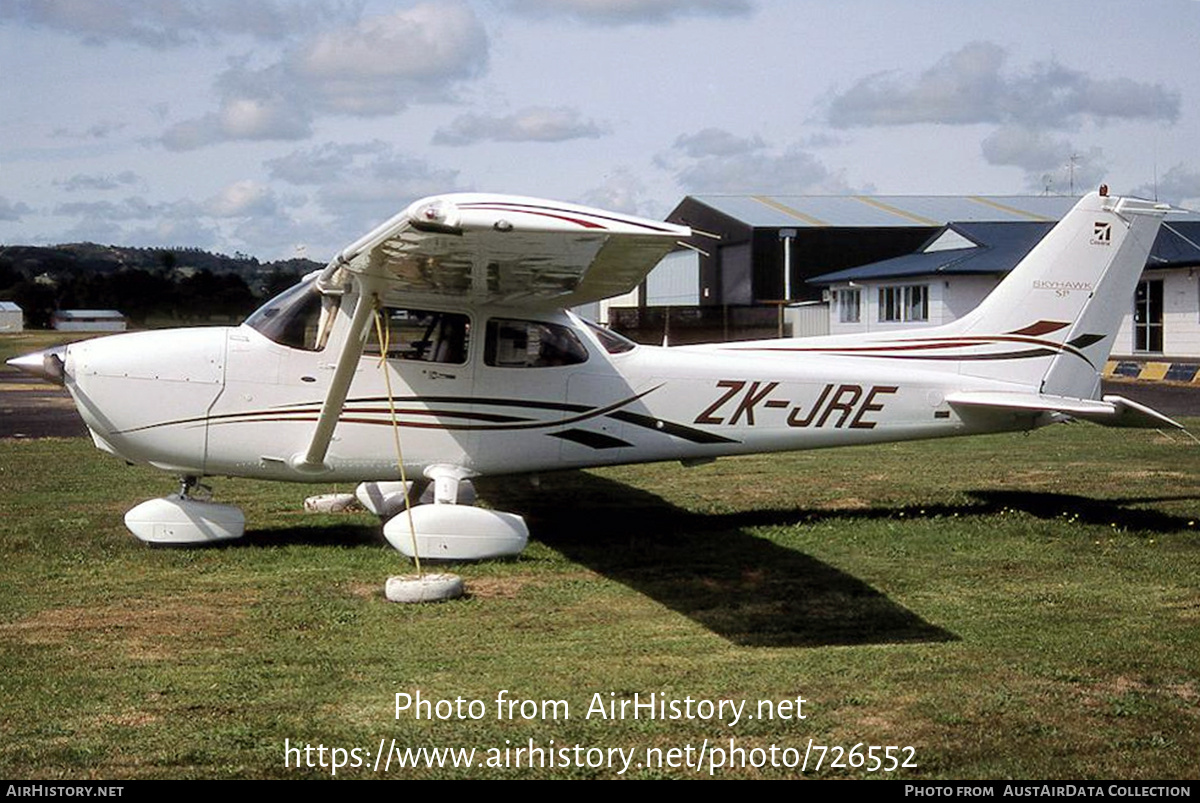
<box><xmin>485</xmin><ymin>318</ymin><xmax>589</xmax><ymax>368</ymax></box>
<box><xmin>582</xmin><ymin>318</ymin><xmax>637</xmax><ymax>354</ymax></box>
<box><xmin>365</xmin><ymin>308</ymin><xmax>470</xmax><ymax>364</ymax></box>
<box><xmin>244</xmin><ymin>280</ymin><xmax>334</xmax><ymax>351</ymax></box>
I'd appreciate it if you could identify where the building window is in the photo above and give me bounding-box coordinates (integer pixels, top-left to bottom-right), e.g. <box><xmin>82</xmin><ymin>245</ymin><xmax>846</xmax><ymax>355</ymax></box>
<box><xmin>835</xmin><ymin>288</ymin><xmax>861</xmax><ymax>323</ymax></box>
<box><xmin>1134</xmin><ymin>279</ymin><xmax>1163</xmax><ymax>353</ymax></box>
<box><xmin>879</xmin><ymin>285</ymin><xmax>928</xmax><ymax>323</ymax></box>
<box><xmin>905</xmin><ymin>285</ymin><xmax>928</xmax><ymax>321</ymax></box>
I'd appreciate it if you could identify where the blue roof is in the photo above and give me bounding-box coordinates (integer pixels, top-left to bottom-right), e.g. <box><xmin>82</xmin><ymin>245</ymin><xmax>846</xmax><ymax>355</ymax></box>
<box><xmin>811</xmin><ymin>219</ymin><xmax>1200</xmax><ymax>284</ymax></box>
<box><xmin>810</xmin><ymin>222</ymin><xmax>1054</xmax><ymax>283</ymax></box>
<box><xmin>1149</xmin><ymin>221</ymin><xmax>1200</xmax><ymax>268</ymax></box>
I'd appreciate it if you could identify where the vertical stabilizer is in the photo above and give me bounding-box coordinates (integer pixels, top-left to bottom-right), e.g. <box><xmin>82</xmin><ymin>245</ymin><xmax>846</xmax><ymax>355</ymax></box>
<box><xmin>947</xmin><ymin>192</ymin><xmax>1167</xmax><ymax>396</ymax></box>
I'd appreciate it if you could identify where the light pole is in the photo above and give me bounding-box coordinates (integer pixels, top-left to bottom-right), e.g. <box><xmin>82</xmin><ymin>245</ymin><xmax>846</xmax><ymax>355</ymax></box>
<box><xmin>778</xmin><ymin>228</ymin><xmax>796</xmax><ymax>337</ymax></box>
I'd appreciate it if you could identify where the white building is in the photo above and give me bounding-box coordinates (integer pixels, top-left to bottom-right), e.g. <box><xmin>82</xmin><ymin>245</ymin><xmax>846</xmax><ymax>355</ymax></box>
<box><xmin>0</xmin><ymin>301</ymin><xmax>23</xmax><ymax>332</ymax></box>
<box><xmin>812</xmin><ymin>213</ymin><xmax>1200</xmax><ymax>360</ymax></box>
<box><xmin>51</xmin><ymin>309</ymin><xmax>127</xmax><ymax>332</ymax></box>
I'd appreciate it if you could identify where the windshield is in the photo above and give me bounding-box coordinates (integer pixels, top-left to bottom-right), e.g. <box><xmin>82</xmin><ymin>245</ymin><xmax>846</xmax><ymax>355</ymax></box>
<box><xmin>244</xmin><ymin>279</ymin><xmax>336</xmax><ymax>351</ymax></box>
<box><xmin>582</xmin><ymin>318</ymin><xmax>637</xmax><ymax>354</ymax></box>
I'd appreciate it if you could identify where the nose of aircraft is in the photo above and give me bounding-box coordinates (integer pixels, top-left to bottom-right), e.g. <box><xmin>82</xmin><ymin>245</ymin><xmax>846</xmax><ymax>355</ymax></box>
<box><xmin>5</xmin><ymin>346</ymin><xmax>67</xmax><ymax>385</ymax></box>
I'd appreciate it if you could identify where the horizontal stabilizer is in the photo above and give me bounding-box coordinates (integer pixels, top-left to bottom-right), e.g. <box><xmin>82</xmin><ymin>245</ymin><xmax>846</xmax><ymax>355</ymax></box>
<box><xmin>946</xmin><ymin>391</ymin><xmax>1182</xmax><ymax>429</ymax></box>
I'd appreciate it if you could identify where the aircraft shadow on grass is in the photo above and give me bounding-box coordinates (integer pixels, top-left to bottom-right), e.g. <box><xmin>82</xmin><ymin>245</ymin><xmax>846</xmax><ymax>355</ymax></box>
<box><xmin>963</xmin><ymin>489</ymin><xmax>1199</xmax><ymax>534</ymax></box>
<box><xmin>238</xmin><ymin>473</ymin><xmax>1198</xmax><ymax>649</ymax></box>
<box><xmin>484</xmin><ymin>471</ymin><xmax>957</xmax><ymax>649</ymax></box>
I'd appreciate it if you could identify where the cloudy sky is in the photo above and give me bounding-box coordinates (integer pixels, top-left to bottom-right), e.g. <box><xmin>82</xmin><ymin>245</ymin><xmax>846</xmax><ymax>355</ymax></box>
<box><xmin>3</xmin><ymin>0</ymin><xmax>1199</xmax><ymax>260</ymax></box>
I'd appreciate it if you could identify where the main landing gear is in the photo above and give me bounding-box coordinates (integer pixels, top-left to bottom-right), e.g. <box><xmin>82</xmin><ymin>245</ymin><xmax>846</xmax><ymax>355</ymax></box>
<box><xmin>377</xmin><ymin>465</ymin><xmax>528</xmax><ymax>561</ymax></box>
<box><xmin>122</xmin><ymin>468</ymin><xmax>528</xmax><ymax>560</ymax></box>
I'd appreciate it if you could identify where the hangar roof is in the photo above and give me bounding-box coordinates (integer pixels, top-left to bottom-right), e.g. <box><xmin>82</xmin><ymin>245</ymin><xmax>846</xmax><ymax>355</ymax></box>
<box><xmin>53</xmin><ymin>309</ymin><xmax>125</xmax><ymax>319</ymax></box>
<box><xmin>683</xmin><ymin>194</ymin><xmax>1080</xmax><ymax>228</ymax></box>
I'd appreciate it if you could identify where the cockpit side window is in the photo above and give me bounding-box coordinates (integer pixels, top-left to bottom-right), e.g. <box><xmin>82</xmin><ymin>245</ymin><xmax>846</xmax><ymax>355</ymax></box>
<box><xmin>365</xmin><ymin>308</ymin><xmax>470</xmax><ymax>364</ymax></box>
<box><xmin>244</xmin><ymin>280</ymin><xmax>333</xmax><ymax>351</ymax></box>
<box><xmin>484</xmin><ymin>318</ymin><xmax>589</xmax><ymax>368</ymax></box>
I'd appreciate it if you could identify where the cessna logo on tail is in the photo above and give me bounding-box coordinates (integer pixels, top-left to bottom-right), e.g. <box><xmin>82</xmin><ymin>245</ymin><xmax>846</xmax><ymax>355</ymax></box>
<box><xmin>1092</xmin><ymin>221</ymin><xmax>1112</xmax><ymax>245</ymax></box>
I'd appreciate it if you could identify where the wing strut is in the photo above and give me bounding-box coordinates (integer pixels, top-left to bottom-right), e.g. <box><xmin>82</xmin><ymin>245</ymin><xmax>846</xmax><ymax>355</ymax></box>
<box><xmin>289</xmin><ymin>274</ymin><xmax>382</xmax><ymax>473</ymax></box>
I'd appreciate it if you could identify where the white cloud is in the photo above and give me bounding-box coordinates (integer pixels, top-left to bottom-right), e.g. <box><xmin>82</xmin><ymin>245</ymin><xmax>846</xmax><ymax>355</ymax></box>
<box><xmin>434</xmin><ymin>107</ymin><xmax>607</xmax><ymax>146</ymax></box>
<box><xmin>671</xmin><ymin>128</ymin><xmax>764</xmax><ymax>158</ymax></box>
<box><xmin>1</xmin><ymin>0</ymin><xmax>360</xmax><ymax>48</ymax></box>
<box><xmin>49</xmin><ymin>187</ymin><xmax>305</xmax><ymax>254</ymax></box>
<box><xmin>662</xmin><ymin>129</ymin><xmax>857</xmax><ymax>194</ymax></box>
<box><xmin>159</xmin><ymin>3</ymin><xmax>488</xmax><ymax>149</ymax></box>
<box><xmin>56</xmin><ymin>217</ymin><xmax>126</xmax><ymax>245</ymax></box>
<box><xmin>56</xmin><ymin>171</ymin><xmax>141</xmax><ymax>192</ymax></box>
<box><xmin>161</xmin><ymin>63</ymin><xmax>313</xmax><ymax>150</ymax></box>
<box><xmin>204</xmin><ymin>181</ymin><xmax>279</xmax><ymax>218</ymax></box>
<box><xmin>266</xmin><ymin>141</ymin><xmax>391</xmax><ymax>185</ymax></box>
<box><xmin>48</xmin><ymin>196</ymin><xmax>218</xmax><ymax>247</ymax></box>
<box><xmin>269</xmin><ymin>142</ymin><xmax>464</xmax><ymax>241</ymax></box>
<box><xmin>980</xmin><ymin>126</ymin><xmax>1073</xmax><ymax>173</ymax></box>
<box><xmin>503</xmin><ymin>0</ymin><xmax>755</xmax><ymax>25</ymax></box>
<box><xmin>677</xmin><ymin>147</ymin><xmax>852</xmax><ymax>195</ymax></box>
<box><xmin>266</xmin><ymin>141</ymin><xmax>468</xmax><ymax>251</ymax></box>
<box><xmin>293</xmin><ymin>3</ymin><xmax>487</xmax><ymax>114</ymax></box>
<box><xmin>218</xmin><ymin>98</ymin><xmax>307</xmax><ymax>141</ymax></box>
<box><xmin>324</xmin><ymin>155</ymin><xmax>461</xmax><ymax>207</ymax></box>
<box><xmin>578</xmin><ymin>167</ymin><xmax>650</xmax><ymax>215</ymax></box>
<box><xmin>0</xmin><ymin>197</ymin><xmax>33</xmax><ymax>221</ymax></box>
<box><xmin>266</xmin><ymin>141</ymin><xmax>459</xmax><ymax>205</ymax></box>
<box><xmin>980</xmin><ymin>127</ymin><xmax>1105</xmax><ymax>193</ymax></box>
<box><xmin>123</xmin><ymin>218</ymin><xmax>221</xmax><ymax>249</ymax></box>
<box><xmin>1131</xmin><ymin>165</ymin><xmax>1200</xmax><ymax>208</ymax></box>
<box><xmin>50</xmin><ymin>121</ymin><xmax>128</xmax><ymax>140</ymax></box>
<box><xmin>827</xmin><ymin>41</ymin><xmax>1180</xmax><ymax>130</ymax></box>
<box><xmin>54</xmin><ymin>197</ymin><xmax>166</xmax><ymax>221</ymax></box>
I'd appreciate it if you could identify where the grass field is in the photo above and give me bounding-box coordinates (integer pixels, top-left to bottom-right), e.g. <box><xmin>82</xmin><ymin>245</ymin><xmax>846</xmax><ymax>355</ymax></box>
<box><xmin>0</xmin><ymin>420</ymin><xmax>1198</xmax><ymax>779</ymax></box>
<box><xmin>0</xmin><ymin>331</ymin><xmax>90</xmax><ymax>363</ymax></box>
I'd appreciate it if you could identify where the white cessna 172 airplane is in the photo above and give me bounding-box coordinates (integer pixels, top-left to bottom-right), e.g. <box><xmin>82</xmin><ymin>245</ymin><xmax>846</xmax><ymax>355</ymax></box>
<box><xmin>7</xmin><ymin>188</ymin><xmax>1181</xmax><ymax>559</ymax></box>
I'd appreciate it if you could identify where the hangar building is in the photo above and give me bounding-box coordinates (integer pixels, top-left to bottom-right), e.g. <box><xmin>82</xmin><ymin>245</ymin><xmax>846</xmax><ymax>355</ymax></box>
<box><xmin>0</xmin><ymin>301</ymin><xmax>23</xmax><ymax>332</ymax></box>
<box><xmin>605</xmin><ymin>194</ymin><xmax>1200</xmax><ymax>360</ymax></box>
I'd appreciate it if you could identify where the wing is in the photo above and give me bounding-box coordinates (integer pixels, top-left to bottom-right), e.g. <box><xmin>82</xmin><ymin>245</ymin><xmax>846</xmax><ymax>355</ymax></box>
<box><xmin>328</xmin><ymin>193</ymin><xmax>691</xmax><ymax>309</ymax></box>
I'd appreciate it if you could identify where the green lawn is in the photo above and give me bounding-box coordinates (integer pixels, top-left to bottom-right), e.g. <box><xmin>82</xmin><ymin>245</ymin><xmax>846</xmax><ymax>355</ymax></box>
<box><xmin>0</xmin><ymin>422</ymin><xmax>1197</xmax><ymax>779</ymax></box>
<box><xmin>0</xmin><ymin>331</ymin><xmax>89</xmax><ymax>365</ymax></box>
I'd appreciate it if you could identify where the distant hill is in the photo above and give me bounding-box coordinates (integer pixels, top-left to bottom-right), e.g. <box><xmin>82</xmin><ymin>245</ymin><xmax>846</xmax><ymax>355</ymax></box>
<box><xmin>0</xmin><ymin>243</ymin><xmax>323</xmax><ymax>328</ymax></box>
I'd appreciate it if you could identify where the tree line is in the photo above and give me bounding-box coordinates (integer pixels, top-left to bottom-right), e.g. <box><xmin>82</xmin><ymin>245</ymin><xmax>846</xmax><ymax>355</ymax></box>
<box><xmin>0</xmin><ymin>244</ymin><xmax>320</xmax><ymax>328</ymax></box>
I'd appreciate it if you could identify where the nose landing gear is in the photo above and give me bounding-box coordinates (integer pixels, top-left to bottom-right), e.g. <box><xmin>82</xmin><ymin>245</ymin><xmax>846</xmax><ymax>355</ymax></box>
<box><xmin>123</xmin><ymin>475</ymin><xmax>245</xmax><ymax>545</ymax></box>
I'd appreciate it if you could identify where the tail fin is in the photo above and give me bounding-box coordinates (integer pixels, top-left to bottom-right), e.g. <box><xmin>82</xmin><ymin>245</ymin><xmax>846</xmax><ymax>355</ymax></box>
<box><xmin>942</xmin><ymin>191</ymin><xmax>1167</xmax><ymax>396</ymax></box>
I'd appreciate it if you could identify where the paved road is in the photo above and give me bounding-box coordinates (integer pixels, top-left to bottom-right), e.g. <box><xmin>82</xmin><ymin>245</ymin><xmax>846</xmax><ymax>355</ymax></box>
<box><xmin>1102</xmin><ymin>380</ymin><xmax>1200</xmax><ymax>419</ymax></box>
<box><xmin>0</xmin><ymin>373</ymin><xmax>88</xmax><ymax>439</ymax></box>
<box><xmin>1</xmin><ymin>371</ymin><xmax>1197</xmax><ymax>440</ymax></box>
